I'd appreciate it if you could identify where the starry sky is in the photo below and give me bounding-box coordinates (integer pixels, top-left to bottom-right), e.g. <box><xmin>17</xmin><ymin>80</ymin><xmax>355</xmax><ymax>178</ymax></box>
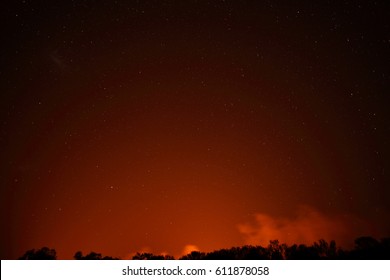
<box><xmin>1</xmin><ymin>0</ymin><xmax>389</xmax><ymax>259</ymax></box>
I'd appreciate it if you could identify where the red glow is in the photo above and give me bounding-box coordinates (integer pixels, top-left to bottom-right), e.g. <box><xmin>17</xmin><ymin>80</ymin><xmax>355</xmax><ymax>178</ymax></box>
<box><xmin>1</xmin><ymin>1</ymin><xmax>389</xmax><ymax>259</ymax></box>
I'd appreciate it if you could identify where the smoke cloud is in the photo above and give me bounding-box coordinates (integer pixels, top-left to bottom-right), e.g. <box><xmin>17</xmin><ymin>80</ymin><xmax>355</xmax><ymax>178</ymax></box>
<box><xmin>238</xmin><ymin>206</ymin><xmax>366</xmax><ymax>247</ymax></box>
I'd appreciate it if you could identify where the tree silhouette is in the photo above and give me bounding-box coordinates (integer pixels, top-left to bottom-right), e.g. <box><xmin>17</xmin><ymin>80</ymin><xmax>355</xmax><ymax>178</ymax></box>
<box><xmin>313</xmin><ymin>239</ymin><xmax>338</xmax><ymax>259</ymax></box>
<box><xmin>74</xmin><ymin>251</ymin><xmax>119</xmax><ymax>260</ymax></box>
<box><xmin>239</xmin><ymin>245</ymin><xmax>270</xmax><ymax>260</ymax></box>
<box><xmin>132</xmin><ymin>252</ymin><xmax>174</xmax><ymax>260</ymax></box>
<box><xmin>19</xmin><ymin>247</ymin><xmax>57</xmax><ymax>260</ymax></box>
<box><xmin>348</xmin><ymin>236</ymin><xmax>390</xmax><ymax>259</ymax></box>
<box><xmin>17</xmin><ymin>236</ymin><xmax>390</xmax><ymax>260</ymax></box>
<box><xmin>267</xmin><ymin>240</ymin><xmax>284</xmax><ymax>259</ymax></box>
<box><xmin>180</xmin><ymin>251</ymin><xmax>206</xmax><ymax>260</ymax></box>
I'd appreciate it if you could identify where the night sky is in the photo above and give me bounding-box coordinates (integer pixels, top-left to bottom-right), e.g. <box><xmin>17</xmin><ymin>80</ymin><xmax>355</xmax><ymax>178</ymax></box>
<box><xmin>1</xmin><ymin>0</ymin><xmax>389</xmax><ymax>259</ymax></box>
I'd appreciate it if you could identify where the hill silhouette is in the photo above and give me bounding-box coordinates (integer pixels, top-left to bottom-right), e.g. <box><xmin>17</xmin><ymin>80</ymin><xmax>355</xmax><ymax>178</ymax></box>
<box><xmin>18</xmin><ymin>236</ymin><xmax>390</xmax><ymax>260</ymax></box>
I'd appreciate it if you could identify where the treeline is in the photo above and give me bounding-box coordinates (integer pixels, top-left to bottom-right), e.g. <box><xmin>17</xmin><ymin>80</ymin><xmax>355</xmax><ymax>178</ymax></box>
<box><xmin>18</xmin><ymin>236</ymin><xmax>390</xmax><ymax>260</ymax></box>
